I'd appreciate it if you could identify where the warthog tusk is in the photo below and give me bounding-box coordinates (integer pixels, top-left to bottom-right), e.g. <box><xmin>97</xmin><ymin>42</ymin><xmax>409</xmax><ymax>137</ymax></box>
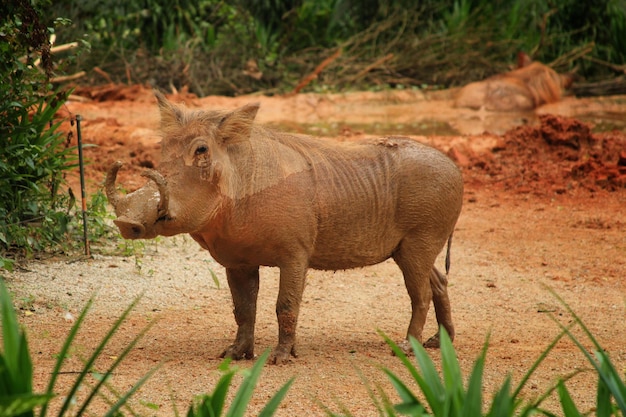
<box><xmin>141</xmin><ymin>169</ymin><xmax>169</xmax><ymax>218</ymax></box>
<box><xmin>105</xmin><ymin>161</ymin><xmax>123</xmax><ymax>208</ymax></box>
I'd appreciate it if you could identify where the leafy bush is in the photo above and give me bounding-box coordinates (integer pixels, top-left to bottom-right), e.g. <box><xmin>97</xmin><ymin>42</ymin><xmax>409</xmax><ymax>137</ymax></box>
<box><xmin>45</xmin><ymin>0</ymin><xmax>626</xmax><ymax>96</ymax></box>
<box><xmin>0</xmin><ymin>1</ymin><xmax>77</xmax><ymax>268</ymax></box>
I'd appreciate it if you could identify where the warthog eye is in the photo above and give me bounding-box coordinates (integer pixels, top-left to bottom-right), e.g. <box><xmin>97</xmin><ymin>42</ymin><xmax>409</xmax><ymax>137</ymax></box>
<box><xmin>195</xmin><ymin>145</ymin><xmax>208</xmax><ymax>155</ymax></box>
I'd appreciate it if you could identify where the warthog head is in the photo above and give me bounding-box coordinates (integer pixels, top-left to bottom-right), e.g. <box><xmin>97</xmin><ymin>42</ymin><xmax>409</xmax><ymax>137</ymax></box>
<box><xmin>105</xmin><ymin>91</ymin><xmax>260</xmax><ymax>239</ymax></box>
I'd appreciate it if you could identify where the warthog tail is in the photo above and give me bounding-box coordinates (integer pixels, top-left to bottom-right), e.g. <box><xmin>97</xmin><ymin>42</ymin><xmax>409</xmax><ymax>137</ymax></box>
<box><xmin>445</xmin><ymin>234</ymin><xmax>453</xmax><ymax>275</ymax></box>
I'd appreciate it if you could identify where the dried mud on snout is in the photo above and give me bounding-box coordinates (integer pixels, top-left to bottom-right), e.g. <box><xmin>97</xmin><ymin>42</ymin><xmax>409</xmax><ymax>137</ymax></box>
<box><xmin>5</xmin><ymin>87</ymin><xmax>626</xmax><ymax>416</ymax></box>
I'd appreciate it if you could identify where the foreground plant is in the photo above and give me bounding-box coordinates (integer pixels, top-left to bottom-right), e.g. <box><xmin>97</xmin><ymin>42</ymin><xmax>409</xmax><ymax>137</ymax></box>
<box><xmin>186</xmin><ymin>351</ymin><xmax>293</xmax><ymax>417</ymax></box>
<box><xmin>0</xmin><ymin>279</ymin><xmax>157</xmax><ymax>417</ymax></box>
<box><xmin>549</xmin><ymin>290</ymin><xmax>626</xmax><ymax>417</ymax></box>
<box><xmin>325</xmin><ymin>292</ymin><xmax>625</xmax><ymax>417</ymax></box>
<box><xmin>0</xmin><ymin>279</ymin><xmax>292</xmax><ymax>416</ymax></box>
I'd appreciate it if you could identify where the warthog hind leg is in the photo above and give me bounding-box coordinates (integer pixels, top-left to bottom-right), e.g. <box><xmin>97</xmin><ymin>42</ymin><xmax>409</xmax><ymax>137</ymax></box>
<box><xmin>424</xmin><ymin>266</ymin><xmax>454</xmax><ymax>348</ymax></box>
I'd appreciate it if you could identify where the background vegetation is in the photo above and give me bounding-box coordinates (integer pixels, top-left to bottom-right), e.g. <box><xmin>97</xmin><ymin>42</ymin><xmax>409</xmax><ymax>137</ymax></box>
<box><xmin>49</xmin><ymin>0</ymin><xmax>626</xmax><ymax>96</ymax></box>
<box><xmin>1</xmin><ymin>0</ymin><xmax>625</xmax><ymax>263</ymax></box>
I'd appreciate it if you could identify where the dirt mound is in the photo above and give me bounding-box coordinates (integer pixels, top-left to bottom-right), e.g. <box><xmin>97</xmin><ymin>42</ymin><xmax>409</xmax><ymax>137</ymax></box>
<box><xmin>454</xmin><ymin>114</ymin><xmax>626</xmax><ymax>194</ymax></box>
<box><xmin>72</xmin><ymin>83</ymin><xmax>198</xmax><ymax>103</ymax></box>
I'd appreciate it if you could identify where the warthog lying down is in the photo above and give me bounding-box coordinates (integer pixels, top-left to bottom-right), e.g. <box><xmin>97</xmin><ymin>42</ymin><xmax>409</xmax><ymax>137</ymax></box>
<box><xmin>454</xmin><ymin>60</ymin><xmax>574</xmax><ymax>111</ymax></box>
<box><xmin>106</xmin><ymin>92</ymin><xmax>464</xmax><ymax>364</ymax></box>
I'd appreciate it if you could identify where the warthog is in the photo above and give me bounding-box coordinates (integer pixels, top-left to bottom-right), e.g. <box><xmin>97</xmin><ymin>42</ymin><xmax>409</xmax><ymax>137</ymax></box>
<box><xmin>454</xmin><ymin>59</ymin><xmax>574</xmax><ymax>111</ymax></box>
<box><xmin>106</xmin><ymin>92</ymin><xmax>464</xmax><ymax>364</ymax></box>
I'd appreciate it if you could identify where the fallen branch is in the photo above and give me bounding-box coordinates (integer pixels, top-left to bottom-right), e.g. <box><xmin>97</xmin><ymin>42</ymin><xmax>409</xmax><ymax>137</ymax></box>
<box><xmin>287</xmin><ymin>48</ymin><xmax>342</xmax><ymax>96</ymax></box>
<box><xmin>34</xmin><ymin>41</ymin><xmax>80</xmax><ymax>67</ymax></box>
<box><xmin>52</xmin><ymin>71</ymin><xmax>86</xmax><ymax>83</ymax></box>
<box><xmin>93</xmin><ymin>66</ymin><xmax>113</xmax><ymax>83</ymax></box>
<box><xmin>549</xmin><ymin>43</ymin><xmax>595</xmax><ymax>70</ymax></box>
<box><xmin>582</xmin><ymin>55</ymin><xmax>626</xmax><ymax>74</ymax></box>
<box><xmin>347</xmin><ymin>53</ymin><xmax>394</xmax><ymax>83</ymax></box>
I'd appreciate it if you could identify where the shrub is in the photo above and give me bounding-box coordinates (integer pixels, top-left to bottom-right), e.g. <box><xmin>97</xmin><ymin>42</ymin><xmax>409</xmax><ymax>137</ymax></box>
<box><xmin>0</xmin><ymin>1</ymin><xmax>77</xmax><ymax>268</ymax></box>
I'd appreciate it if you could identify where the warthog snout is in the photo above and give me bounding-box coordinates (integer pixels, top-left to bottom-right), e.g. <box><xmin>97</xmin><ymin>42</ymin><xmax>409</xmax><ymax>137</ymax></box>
<box><xmin>113</xmin><ymin>217</ymin><xmax>146</xmax><ymax>239</ymax></box>
<box><xmin>105</xmin><ymin>161</ymin><xmax>170</xmax><ymax>239</ymax></box>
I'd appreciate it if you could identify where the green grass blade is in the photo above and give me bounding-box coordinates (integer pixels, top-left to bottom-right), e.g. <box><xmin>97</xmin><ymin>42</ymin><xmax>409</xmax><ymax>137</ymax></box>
<box><xmin>225</xmin><ymin>349</ymin><xmax>270</xmax><ymax>417</ymax></box>
<box><xmin>379</xmin><ymin>332</ymin><xmax>422</xmax><ymax>382</ymax></box>
<box><xmin>461</xmin><ymin>334</ymin><xmax>488</xmax><ymax>417</ymax></box>
<box><xmin>209</xmin><ymin>372</ymin><xmax>235</xmax><ymax>416</ymax></box>
<box><xmin>486</xmin><ymin>376</ymin><xmax>514</xmax><ymax>417</ymax></box>
<box><xmin>102</xmin><ymin>364</ymin><xmax>161</xmax><ymax>417</ymax></box>
<box><xmin>39</xmin><ymin>296</ymin><xmax>94</xmax><ymax>417</ymax></box>
<box><xmin>380</xmin><ymin>332</ymin><xmax>442</xmax><ymax>414</ymax></box>
<box><xmin>525</xmin><ymin>368</ymin><xmax>585</xmax><ymax>416</ymax></box>
<box><xmin>438</xmin><ymin>328</ymin><xmax>463</xmax><ymax>414</ymax></box>
<box><xmin>258</xmin><ymin>377</ymin><xmax>294</xmax><ymax>417</ymax></box>
<box><xmin>596</xmin><ymin>351</ymin><xmax>626</xmax><ymax>416</ymax></box>
<box><xmin>57</xmin><ymin>294</ymin><xmax>143</xmax><ymax>417</ymax></box>
<box><xmin>596</xmin><ymin>358</ymin><xmax>612</xmax><ymax>417</ymax></box>
<box><xmin>0</xmin><ymin>280</ymin><xmax>32</xmax><ymax>394</ymax></box>
<box><xmin>511</xmin><ymin>324</ymin><xmax>569</xmax><ymax>399</ymax></box>
<box><xmin>382</xmin><ymin>368</ymin><xmax>423</xmax><ymax>414</ymax></box>
<box><xmin>556</xmin><ymin>380</ymin><xmax>583</xmax><ymax>417</ymax></box>
<box><xmin>549</xmin><ymin>289</ymin><xmax>626</xmax><ymax>414</ymax></box>
<box><xmin>75</xmin><ymin>313</ymin><xmax>157</xmax><ymax>416</ymax></box>
<box><xmin>408</xmin><ymin>336</ymin><xmax>446</xmax><ymax>415</ymax></box>
<box><xmin>0</xmin><ymin>393</ymin><xmax>53</xmax><ymax>416</ymax></box>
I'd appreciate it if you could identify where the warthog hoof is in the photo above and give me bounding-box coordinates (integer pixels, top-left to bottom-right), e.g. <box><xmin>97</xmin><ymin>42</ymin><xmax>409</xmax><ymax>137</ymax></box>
<box><xmin>221</xmin><ymin>343</ymin><xmax>254</xmax><ymax>360</ymax></box>
<box><xmin>269</xmin><ymin>344</ymin><xmax>298</xmax><ymax>365</ymax></box>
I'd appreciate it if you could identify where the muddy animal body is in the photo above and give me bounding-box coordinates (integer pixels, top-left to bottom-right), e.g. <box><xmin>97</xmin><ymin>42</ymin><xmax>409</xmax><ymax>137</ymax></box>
<box><xmin>106</xmin><ymin>92</ymin><xmax>464</xmax><ymax>364</ymax></box>
<box><xmin>455</xmin><ymin>61</ymin><xmax>574</xmax><ymax>111</ymax></box>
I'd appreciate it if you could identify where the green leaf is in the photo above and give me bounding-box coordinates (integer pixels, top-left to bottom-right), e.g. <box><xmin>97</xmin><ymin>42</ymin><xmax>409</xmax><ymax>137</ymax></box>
<box><xmin>409</xmin><ymin>336</ymin><xmax>446</xmax><ymax>415</ymax></box>
<box><xmin>461</xmin><ymin>335</ymin><xmax>488</xmax><ymax>417</ymax></box>
<box><xmin>258</xmin><ymin>377</ymin><xmax>294</xmax><ymax>417</ymax></box>
<box><xmin>225</xmin><ymin>349</ymin><xmax>270</xmax><ymax>417</ymax></box>
<box><xmin>209</xmin><ymin>372</ymin><xmax>235</xmax><ymax>416</ymax></box>
<box><xmin>556</xmin><ymin>381</ymin><xmax>582</xmax><ymax>417</ymax></box>
<box><xmin>0</xmin><ymin>393</ymin><xmax>53</xmax><ymax>416</ymax></box>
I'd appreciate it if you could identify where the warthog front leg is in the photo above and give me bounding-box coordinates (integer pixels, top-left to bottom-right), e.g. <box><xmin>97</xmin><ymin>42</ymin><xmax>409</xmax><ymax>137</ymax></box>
<box><xmin>221</xmin><ymin>267</ymin><xmax>260</xmax><ymax>360</ymax></box>
<box><xmin>271</xmin><ymin>260</ymin><xmax>308</xmax><ymax>364</ymax></box>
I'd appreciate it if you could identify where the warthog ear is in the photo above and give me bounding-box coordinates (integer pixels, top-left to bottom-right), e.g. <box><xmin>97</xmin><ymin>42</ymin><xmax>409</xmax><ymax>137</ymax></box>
<box><xmin>154</xmin><ymin>89</ymin><xmax>184</xmax><ymax>129</ymax></box>
<box><xmin>217</xmin><ymin>103</ymin><xmax>260</xmax><ymax>145</ymax></box>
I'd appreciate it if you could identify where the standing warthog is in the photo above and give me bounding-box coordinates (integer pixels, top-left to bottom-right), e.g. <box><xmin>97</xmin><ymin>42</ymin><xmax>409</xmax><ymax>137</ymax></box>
<box><xmin>106</xmin><ymin>92</ymin><xmax>464</xmax><ymax>364</ymax></box>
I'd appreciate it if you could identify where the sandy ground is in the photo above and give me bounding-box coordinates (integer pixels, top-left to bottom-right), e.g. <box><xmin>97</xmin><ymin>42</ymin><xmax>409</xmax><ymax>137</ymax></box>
<box><xmin>3</xmin><ymin>86</ymin><xmax>626</xmax><ymax>416</ymax></box>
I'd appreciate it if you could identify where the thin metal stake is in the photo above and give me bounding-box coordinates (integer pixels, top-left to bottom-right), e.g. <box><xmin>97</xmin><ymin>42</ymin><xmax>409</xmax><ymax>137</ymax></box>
<box><xmin>75</xmin><ymin>115</ymin><xmax>90</xmax><ymax>256</ymax></box>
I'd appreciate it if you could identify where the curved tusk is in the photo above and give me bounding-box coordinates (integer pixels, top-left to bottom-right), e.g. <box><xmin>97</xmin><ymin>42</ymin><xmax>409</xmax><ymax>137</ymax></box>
<box><xmin>105</xmin><ymin>161</ymin><xmax>124</xmax><ymax>208</ymax></box>
<box><xmin>141</xmin><ymin>169</ymin><xmax>169</xmax><ymax>218</ymax></box>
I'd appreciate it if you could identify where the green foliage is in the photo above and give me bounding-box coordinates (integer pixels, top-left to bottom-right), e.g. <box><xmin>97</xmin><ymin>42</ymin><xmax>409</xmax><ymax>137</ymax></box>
<box><xmin>549</xmin><ymin>290</ymin><xmax>626</xmax><ymax>417</ymax></box>
<box><xmin>0</xmin><ymin>278</ymin><xmax>292</xmax><ymax>416</ymax></box>
<box><xmin>0</xmin><ymin>0</ymin><xmax>86</xmax><ymax>265</ymax></box>
<box><xmin>187</xmin><ymin>352</ymin><xmax>293</xmax><ymax>417</ymax></box>
<box><xmin>44</xmin><ymin>0</ymin><xmax>626</xmax><ymax>95</ymax></box>
<box><xmin>0</xmin><ymin>279</ymin><xmax>157</xmax><ymax>417</ymax></box>
<box><xmin>325</xmin><ymin>292</ymin><xmax>626</xmax><ymax>417</ymax></box>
